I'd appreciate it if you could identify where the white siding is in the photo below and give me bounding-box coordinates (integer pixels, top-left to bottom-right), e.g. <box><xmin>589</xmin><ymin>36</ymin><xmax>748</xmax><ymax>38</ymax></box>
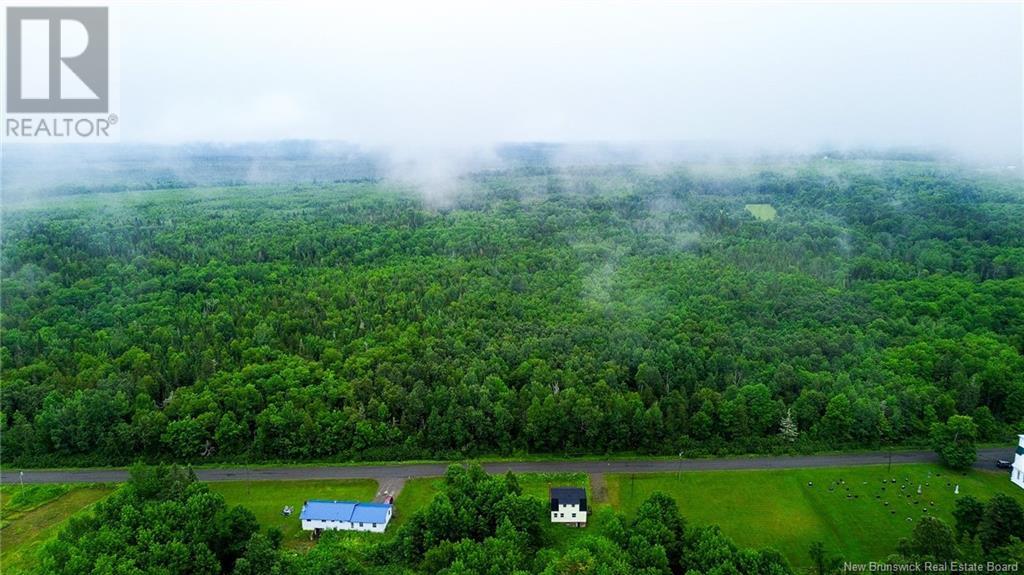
<box><xmin>550</xmin><ymin>503</ymin><xmax>587</xmax><ymax>524</ymax></box>
<box><xmin>1012</xmin><ymin>435</ymin><xmax>1024</xmax><ymax>490</ymax></box>
<box><xmin>301</xmin><ymin>519</ymin><xmax>352</xmax><ymax>531</ymax></box>
<box><xmin>302</xmin><ymin>508</ymin><xmax>392</xmax><ymax>533</ymax></box>
<box><xmin>348</xmin><ymin>520</ymin><xmax>388</xmax><ymax>533</ymax></box>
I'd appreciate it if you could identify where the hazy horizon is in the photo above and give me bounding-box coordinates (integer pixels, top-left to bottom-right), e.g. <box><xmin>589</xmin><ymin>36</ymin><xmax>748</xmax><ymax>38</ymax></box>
<box><xmin>84</xmin><ymin>0</ymin><xmax>1023</xmax><ymax>163</ymax></box>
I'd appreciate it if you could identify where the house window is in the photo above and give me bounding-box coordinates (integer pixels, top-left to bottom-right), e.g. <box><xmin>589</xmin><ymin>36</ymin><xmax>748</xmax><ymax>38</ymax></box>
<box><xmin>359</xmin><ymin>523</ymin><xmax>364</xmax><ymax>527</ymax></box>
<box><xmin>372</xmin><ymin>523</ymin><xmax>377</xmax><ymax>528</ymax></box>
<box><xmin>572</xmin><ymin>513</ymin><xmax>576</xmax><ymax>518</ymax></box>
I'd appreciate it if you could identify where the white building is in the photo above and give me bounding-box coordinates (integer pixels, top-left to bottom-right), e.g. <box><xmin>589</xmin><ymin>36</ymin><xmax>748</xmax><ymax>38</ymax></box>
<box><xmin>1012</xmin><ymin>435</ymin><xmax>1024</xmax><ymax>489</ymax></box>
<box><xmin>550</xmin><ymin>487</ymin><xmax>587</xmax><ymax>527</ymax></box>
<box><xmin>299</xmin><ymin>500</ymin><xmax>393</xmax><ymax>534</ymax></box>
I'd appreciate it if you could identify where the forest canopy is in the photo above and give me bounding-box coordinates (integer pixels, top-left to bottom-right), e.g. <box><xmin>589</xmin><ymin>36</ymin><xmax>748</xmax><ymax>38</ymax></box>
<box><xmin>2</xmin><ymin>160</ymin><xmax>1023</xmax><ymax>465</ymax></box>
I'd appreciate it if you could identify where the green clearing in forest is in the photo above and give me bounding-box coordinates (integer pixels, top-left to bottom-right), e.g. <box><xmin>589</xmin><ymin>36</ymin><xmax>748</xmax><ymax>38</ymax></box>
<box><xmin>745</xmin><ymin>203</ymin><xmax>778</xmax><ymax>220</ymax></box>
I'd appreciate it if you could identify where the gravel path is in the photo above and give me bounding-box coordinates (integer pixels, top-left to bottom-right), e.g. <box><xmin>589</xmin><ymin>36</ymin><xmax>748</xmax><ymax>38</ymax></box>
<box><xmin>589</xmin><ymin>472</ymin><xmax>608</xmax><ymax>503</ymax></box>
<box><xmin>375</xmin><ymin>477</ymin><xmax>406</xmax><ymax>502</ymax></box>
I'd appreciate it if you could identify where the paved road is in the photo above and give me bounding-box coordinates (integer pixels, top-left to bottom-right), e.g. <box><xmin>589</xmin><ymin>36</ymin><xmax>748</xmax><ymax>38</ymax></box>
<box><xmin>1</xmin><ymin>448</ymin><xmax>1012</xmax><ymax>485</ymax></box>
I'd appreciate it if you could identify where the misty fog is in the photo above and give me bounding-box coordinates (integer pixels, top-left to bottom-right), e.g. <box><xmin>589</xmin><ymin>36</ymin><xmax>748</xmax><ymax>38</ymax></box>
<box><xmin>53</xmin><ymin>2</ymin><xmax>1024</xmax><ymax>155</ymax></box>
<box><xmin>2</xmin><ymin>1</ymin><xmax>1021</xmax><ymax>202</ymax></box>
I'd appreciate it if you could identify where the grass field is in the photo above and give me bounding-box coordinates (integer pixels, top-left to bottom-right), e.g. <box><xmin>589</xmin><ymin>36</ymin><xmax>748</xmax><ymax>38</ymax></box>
<box><xmin>1</xmin><ymin>484</ymin><xmax>75</xmax><ymax>525</ymax></box>
<box><xmin>607</xmin><ymin>464</ymin><xmax>1022</xmax><ymax>568</ymax></box>
<box><xmin>210</xmin><ymin>479</ymin><xmax>377</xmax><ymax>550</ymax></box>
<box><xmin>0</xmin><ymin>484</ymin><xmax>114</xmax><ymax>575</ymax></box>
<box><xmin>745</xmin><ymin>203</ymin><xmax>778</xmax><ymax>220</ymax></box>
<box><xmin>388</xmin><ymin>477</ymin><xmax>436</xmax><ymax>533</ymax></box>
<box><xmin>518</xmin><ymin>472</ymin><xmax>589</xmax><ymax>500</ymax></box>
<box><xmin>8</xmin><ymin>464</ymin><xmax>1021</xmax><ymax>571</ymax></box>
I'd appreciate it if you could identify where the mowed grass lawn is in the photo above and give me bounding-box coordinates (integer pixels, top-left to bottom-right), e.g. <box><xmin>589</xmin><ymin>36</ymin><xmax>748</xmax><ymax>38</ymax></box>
<box><xmin>210</xmin><ymin>479</ymin><xmax>377</xmax><ymax>551</ymax></box>
<box><xmin>518</xmin><ymin>473</ymin><xmax>589</xmax><ymax>501</ymax></box>
<box><xmin>388</xmin><ymin>477</ymin><xmax>436</xmax><ymax>533</ymax></box>
<box><xmin>0</xmin><ymin>484</ymin><xmax>114</xmax><ymax>575</ymax></box>
<box><xmin>607</xmin><ymin>464</ymin><xmax>1024</xmax><ymax>569</ymax></box>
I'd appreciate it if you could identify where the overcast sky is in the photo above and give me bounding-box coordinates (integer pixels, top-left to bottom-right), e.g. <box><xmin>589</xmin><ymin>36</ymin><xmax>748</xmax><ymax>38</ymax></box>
<box><xmin>116</xmin><ymin>1</ymin><xmax>1021</xmax><ymax>160</ymax></box>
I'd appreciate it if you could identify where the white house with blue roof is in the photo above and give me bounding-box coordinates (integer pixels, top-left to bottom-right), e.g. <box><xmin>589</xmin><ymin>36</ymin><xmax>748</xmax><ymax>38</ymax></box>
<box><xmin>300</xmin><ymin>500</ymin><xmax>393</xmax><ymax>534</ymax></box>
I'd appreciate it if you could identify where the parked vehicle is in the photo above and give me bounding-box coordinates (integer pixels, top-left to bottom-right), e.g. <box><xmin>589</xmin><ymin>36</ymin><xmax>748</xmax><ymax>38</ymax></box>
<box><xmin>996</xmin><ymin>460</ymin><xmax>1012</xmax><ymax>469</ymax></box>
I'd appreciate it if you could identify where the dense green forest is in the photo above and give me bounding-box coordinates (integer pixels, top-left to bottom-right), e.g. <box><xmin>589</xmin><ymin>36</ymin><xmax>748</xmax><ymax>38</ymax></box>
<box><xmin>2</xmin><ymin>160</ymin><xmax>1024</xmax><ymax>465</ymax></box>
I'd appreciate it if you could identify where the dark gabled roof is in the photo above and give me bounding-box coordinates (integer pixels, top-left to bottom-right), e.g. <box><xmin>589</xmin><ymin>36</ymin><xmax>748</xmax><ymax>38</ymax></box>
<box><xmin>549</xmin><ymin>487</ymin><xmax>587</xmax><ymax>512</ymax></box>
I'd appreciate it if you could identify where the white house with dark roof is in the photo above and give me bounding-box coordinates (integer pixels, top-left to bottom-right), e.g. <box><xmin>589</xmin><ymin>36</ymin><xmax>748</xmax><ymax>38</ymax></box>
<box><xmin>1012</xmin><ymin>435</ymin><xmax>1024</xmax><ymax>490</ymax></box>
<box><xmin>550</xmin><ymin>487</ymin><xmax>587</xmax><ymax>527</ymax></box>
<box><xmin>299</xmin><ymin>500</ymin><xmax>393</xmax><ymax>534</ymax></box>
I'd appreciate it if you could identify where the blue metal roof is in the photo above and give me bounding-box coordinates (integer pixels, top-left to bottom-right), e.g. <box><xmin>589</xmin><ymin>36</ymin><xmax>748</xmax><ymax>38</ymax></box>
<box><xmin>300</xmin><ymin>500</ymin><xmax>356</xmax><ymax>522</ymax></box>
<box><xmin>350</xmin><ymin>503</ymin><xmax>391</xmax><ymax>524</ymax></box>
<box><xmin>299</xmin><ymin>500</ymin><xmax>391</xmax><ymax>523</ymax></box>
